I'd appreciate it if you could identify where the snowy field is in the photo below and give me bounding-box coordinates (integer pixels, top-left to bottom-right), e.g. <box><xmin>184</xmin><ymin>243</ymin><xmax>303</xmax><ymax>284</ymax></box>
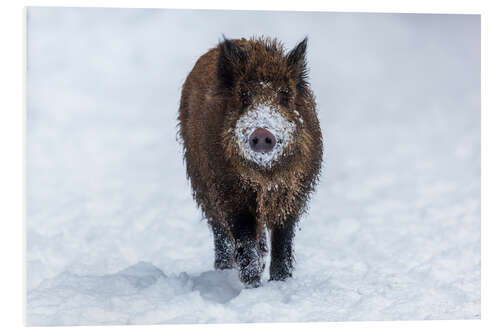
<box><xmin>26</xmin><ymin>8</ymin><xmax>480</xmax><ymax>325</ymax></box>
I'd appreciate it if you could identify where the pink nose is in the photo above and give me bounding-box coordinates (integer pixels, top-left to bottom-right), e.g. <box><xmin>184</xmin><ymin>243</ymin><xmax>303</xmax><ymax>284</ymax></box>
<box><xmin>249</xmin><ymin>128</ymin><xmax>276</xmax><ymax>153</ymax></box>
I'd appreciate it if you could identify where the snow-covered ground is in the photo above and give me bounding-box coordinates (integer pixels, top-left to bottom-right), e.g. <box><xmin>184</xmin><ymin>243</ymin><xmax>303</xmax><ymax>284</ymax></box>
<box><xmin>26</xmin><ymin>8</ymin><xmax>480</xmax><ymax>325</ymax></box>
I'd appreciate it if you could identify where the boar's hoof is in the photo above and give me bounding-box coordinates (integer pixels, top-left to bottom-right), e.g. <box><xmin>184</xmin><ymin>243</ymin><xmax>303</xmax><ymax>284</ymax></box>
<box><xmin>269</xmin><ymin>271</ymin><xmax>292</xmax><ymax>282</ymax></box>
<box><xmin>269</xmin><ymin>262</ymin><xmax>293</xmax><ymax>281</ymax></box>
<box><xmin>235</xmin><ymin>242</ymin><xmax>264</xmax><ymax>287</ymax></box>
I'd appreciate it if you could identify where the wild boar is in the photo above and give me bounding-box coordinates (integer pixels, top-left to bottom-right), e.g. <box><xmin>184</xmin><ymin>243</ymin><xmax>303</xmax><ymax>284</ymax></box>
<box><xmin>178</xmin><ymin>36</ymin><xmax>322</xmax><ymax>287</ymax></box>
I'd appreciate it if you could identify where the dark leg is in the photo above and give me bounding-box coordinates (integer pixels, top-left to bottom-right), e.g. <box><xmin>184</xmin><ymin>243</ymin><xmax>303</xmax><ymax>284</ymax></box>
<box><xmin>270</xmin><ymin>221</ymin><xmax>296</xmax><ymax>281</ymax></box>
<box><xmin>230</xmin><ymin>212</ymin><xmax>264</xmax><ymax>287</ymax></box>
<box><xmin>212</xmin><ymin>223</ymin><xmax>234</xmax><ymax>270</ymax></box>
<box><xmin>257</xmin><ymin>228</ymin><xmax>268</xmax><ymax>259</ymax></box>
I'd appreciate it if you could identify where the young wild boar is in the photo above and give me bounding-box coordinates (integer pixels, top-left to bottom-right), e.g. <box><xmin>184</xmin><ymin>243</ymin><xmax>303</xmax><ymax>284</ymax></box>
<box><xmin>178</xmin><ymin>36</ymin><xmax>322</xmax><ymax>287</ymax></box>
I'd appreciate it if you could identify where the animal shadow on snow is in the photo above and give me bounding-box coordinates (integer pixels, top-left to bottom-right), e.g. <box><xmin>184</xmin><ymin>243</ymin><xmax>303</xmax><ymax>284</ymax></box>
<box><xmin>116</xmin><ymin>261</ymin><xmax>244</xmax><ymax>303</ymax></box>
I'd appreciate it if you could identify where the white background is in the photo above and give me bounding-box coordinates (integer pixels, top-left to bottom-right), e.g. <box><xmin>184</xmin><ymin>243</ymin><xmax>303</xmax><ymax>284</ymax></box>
<box><xmin>1</xmin><ymin>0</ymin><xmax>499</xmax><ymax>332</ymax></box>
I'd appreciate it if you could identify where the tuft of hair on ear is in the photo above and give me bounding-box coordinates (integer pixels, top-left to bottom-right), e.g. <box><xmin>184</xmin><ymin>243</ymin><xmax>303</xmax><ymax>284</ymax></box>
<box><xmin>217</xmin><ymin>36</ymin><xmax>247</xmax><ymax>91</ymax></box>
<box><xmin>286</xmin><ymin>37</ymin><xmax>309</xmax><ymax>94</ymax></box>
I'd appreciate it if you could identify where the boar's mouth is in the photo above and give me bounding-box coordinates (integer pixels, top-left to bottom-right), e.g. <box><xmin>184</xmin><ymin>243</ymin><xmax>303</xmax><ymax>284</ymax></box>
<box><xmin>234</xmin><ymin>104</ymin><xmax>296</xmax><ymax>168</ymax></box>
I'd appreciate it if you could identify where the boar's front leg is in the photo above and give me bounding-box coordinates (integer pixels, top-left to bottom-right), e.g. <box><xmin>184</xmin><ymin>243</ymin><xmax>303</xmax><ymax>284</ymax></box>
<box><xmin>230</xmin><ymin>212</ymin><xmax>264</xmax><ymax>287</ymax></box>
<box><xmin>211</xmin><ymin>223</ymin><xmax>234</xmax><ymax>270</ymax></box>
<box><xmin>270</xmin><ymin>220</ymin><xmax>296</xmax><ymax>281</ymax></box>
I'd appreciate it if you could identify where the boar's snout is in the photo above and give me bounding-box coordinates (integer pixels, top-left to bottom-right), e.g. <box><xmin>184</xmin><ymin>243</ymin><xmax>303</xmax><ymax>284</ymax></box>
<box><xmin>249</xmin><ymin>128</ymin><xmax>276</xmax><ymax>153</ymax></box>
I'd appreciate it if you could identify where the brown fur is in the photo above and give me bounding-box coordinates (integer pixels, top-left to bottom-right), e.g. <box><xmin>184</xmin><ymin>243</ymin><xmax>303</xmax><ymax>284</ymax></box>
<box><xmin>178</xmin><ymin>36</ymin><xmax>322</xmax><ymax>285</ymax></box>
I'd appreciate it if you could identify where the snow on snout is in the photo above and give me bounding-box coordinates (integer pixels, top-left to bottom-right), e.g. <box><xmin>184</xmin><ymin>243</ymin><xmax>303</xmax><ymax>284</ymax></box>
<box><xmin>235</xmin><ymin>104</ymin><xmax>296</xmax><ymax>168</ymax></box>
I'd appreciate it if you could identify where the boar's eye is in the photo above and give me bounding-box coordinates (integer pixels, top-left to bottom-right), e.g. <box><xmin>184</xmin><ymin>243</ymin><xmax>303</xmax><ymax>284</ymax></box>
<box><xmin>240</xmin><ymin>90</ymin><xmax>251</xmax><ymax>109</ymax></box>
<box><xmin>278</xmin><ymin>89</ymin><xmax>291</xmax><ymax>108</ymax></box>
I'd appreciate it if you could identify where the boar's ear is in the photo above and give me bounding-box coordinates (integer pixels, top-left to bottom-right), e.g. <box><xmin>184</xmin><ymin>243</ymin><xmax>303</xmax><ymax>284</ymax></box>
<box><xmin>217</xmin><ymin>37</ymin><xmax>247</xmax><ymax>91</ymax></box>
<box><xmin>286</xmin><ymin>37</ymin><xmax>309</xmax><ymax>93</ymax></box>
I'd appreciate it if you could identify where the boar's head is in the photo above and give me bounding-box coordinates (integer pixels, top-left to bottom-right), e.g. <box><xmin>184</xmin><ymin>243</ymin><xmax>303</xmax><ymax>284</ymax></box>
<box><xmin>217</xmin><ymin>37</ymin><xmax>319</xmax><ymax>180</ymax></box>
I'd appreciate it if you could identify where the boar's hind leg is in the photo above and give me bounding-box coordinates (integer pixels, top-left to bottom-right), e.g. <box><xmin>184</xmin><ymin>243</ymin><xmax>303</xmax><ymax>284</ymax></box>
<box><xmin>257</xmin><ymin>229</ymin><xmax>268</xmax><ymax>259</ymax></box>
<box><xmin>230</xmin><ymin>212</ymin><xmax>264</xmax><ymax>287</ymax></box>
<box><xmin>212</xmin><ymin>223</ymin><xmax>235</xmax><ymax>270</ymax></box>
<box><xmin>270</xmin><ymin>220</ymin><xmax>296</xmax><ymax>281</ymax></box>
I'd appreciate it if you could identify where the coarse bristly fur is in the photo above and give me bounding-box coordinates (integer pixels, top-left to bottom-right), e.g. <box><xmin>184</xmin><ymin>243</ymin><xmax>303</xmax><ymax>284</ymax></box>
<box><xmin>178</xmin><ymin>36</ymin><xmax>323</xmax><ymax>287</ymax></box>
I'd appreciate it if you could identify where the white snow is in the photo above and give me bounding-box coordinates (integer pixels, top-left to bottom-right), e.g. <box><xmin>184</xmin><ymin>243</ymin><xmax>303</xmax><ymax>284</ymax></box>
<box><xmin>235</xmin><ymin>103</ymin><xmax>296</xmax><ymax>168</ymax></box>
<box><xmin>26</xmin><ymin>8</ymin><xmax>480</xmax><ymax>326</ymax></box>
